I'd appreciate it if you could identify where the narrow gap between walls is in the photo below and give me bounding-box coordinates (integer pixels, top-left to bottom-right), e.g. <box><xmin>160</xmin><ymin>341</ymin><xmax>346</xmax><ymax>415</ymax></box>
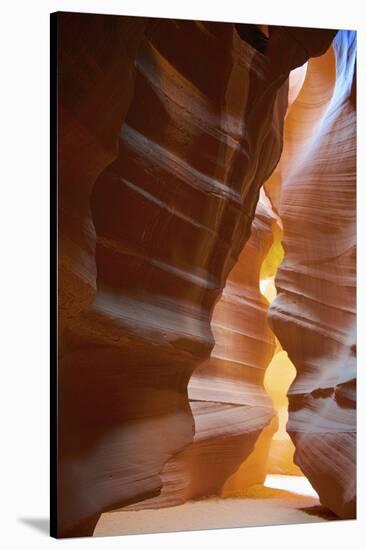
<box><xmin>259</xmin><ymin>215</ymin><xmax>317</xmax><ymax>499</ymax></box>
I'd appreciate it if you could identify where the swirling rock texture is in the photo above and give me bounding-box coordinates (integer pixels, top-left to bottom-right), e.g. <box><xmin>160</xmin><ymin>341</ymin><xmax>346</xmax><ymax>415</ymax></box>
<box><xmin>267</xmin><ymin>31</ymin><xmax>356</xmax><ymax>519</ymax></box>
<box><xmin>125</xmin><ymin>191</ymin><xmax>280</xmax><ymax>510</ymax></box>
<box><xmin>57</xmin><ymin>12</ymin><xmax>147</xmax><ymax>343</ymax></box>
<box><xmin>56</xmin><ymin>12</ymin><xmax>149</xmax><ymax>537</ymax></box>
<box><xmin>55</xmin><ymin>11</ymin><xmax>339</xmax><ymax>538</ymax></box>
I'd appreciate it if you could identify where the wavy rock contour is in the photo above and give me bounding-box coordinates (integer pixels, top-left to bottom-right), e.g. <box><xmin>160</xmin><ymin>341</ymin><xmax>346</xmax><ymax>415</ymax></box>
<box><xmin>56</xmin><ymin>13</ymin><xmax>336</xmax><ymax>536</ymax></box>
<box><xmin>268</xmin><ymin>30</ymin><xmax>356</xmax><ymax>519</ymax></box>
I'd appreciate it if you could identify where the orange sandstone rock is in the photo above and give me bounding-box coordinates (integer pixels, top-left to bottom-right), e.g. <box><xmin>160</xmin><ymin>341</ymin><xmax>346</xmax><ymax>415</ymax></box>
<box><xmin>268</xmin><ymin>31</ymin><xmax>356</xmax><ymax>519</ymax></box>
<box><xmin>56</xmin><ymin>14</ymin><xmax>336</xmax><ymax>536</ymax></box>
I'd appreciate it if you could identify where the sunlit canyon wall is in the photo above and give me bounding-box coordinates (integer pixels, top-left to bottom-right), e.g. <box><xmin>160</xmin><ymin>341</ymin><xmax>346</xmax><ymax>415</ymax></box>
<box><xmin>267</xmin><ymin>30</ymin><xmax>357</xmax><ymax>519</ymax></box>
<box><xmin>126</xmin><ymin>191</ymin><xmax>280</xmax><ymax>509</ymax></box>
<box><xmin>55</xmin><ymin>11</ymin><xmax>354</xmax><ymax>537</ymax></box>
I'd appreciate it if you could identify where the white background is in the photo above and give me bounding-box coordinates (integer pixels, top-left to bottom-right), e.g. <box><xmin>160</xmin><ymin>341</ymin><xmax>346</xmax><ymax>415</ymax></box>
<box><xmin>0</xmin><ymin>1</ymin><xmax>364</xmax><ymax>548</ymax></box>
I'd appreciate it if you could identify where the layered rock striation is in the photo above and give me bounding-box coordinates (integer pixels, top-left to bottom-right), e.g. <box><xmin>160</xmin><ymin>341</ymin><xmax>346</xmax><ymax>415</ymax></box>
<box><xmin>56</xmin><ymin>13</ymin><xmax>337</xmax><ymax>537</ymax></box>
<box><xmin>268</xmin><ymin>31</ymin><xmax>356</xmax><ymax>518</ymax></box>
<box><xmin>57</xmin><ymin>12</ymin><xmax>147</xmax><ymax>343</ymax></box>
<box><xmin>126</xmin><ymin>191</ymin><xmax>280</xmax><ymax>509</ymax></box>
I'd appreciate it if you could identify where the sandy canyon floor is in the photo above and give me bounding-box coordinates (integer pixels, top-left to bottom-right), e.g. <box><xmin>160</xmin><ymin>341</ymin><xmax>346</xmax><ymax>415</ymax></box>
<box><xmin>94</xmin><ymin>475</ymin><xmax>337</xmax><ymax>537</ymax></box>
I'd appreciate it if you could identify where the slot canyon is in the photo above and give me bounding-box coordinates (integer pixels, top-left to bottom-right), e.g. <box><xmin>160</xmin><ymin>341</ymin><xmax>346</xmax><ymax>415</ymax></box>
<box><xmin>54</xmin><ymin>12</ymin><xmax>356</xmax><ymax>538</ymax></box>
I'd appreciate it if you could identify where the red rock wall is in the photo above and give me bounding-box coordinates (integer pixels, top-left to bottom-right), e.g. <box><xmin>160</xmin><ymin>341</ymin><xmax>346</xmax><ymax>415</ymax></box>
<box><xmin>57</xmin><ymin>12</ymin><xmax>147</xmax><ymax>342</ymax></box>
<box><xmin>268</xmin><ymin>31</ymin><xmax>356</xmax><ymax>518</ymax></box>
<box><xmin>56</xmin><ymin>13</ymin><xmax>148</xmax><ymax>536</ymax></box>
<box><xmin>125</xmin><ymin>191</ymin><xmax>280</xmax><ymax>509</ymax></box>
<box><xmin>56</xmin><ymin>13</ymin><xmax>336</xmax><ymax>537</ymax></box>
<box><xmin>192</xmin><ymin>192</ymin><xmax>279</xmax><ymax>497</ymax></box>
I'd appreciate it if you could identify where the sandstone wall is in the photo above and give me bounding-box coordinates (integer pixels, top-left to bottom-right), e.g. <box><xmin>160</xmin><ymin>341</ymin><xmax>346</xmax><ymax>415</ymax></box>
<box><xmin>268</xmin><ymin>31</ymin><xmax>356</xmax><ymax>518</ymax></box>
<box><xmin>56</xmin><ymin>14</ymin><xmax>336</xmax><ymax>536</ymax></box>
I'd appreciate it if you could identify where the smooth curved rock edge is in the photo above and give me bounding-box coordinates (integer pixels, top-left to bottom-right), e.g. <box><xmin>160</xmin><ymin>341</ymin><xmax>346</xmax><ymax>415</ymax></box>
<box><xmin>267</xmin><ymin>30</ymin><xmax>356</xmax><ymax>519</ymax></box>
<box><xmin>56</xmin><ymin>12</ymin><xmax>337</xmax><ymax>537</ymax></box>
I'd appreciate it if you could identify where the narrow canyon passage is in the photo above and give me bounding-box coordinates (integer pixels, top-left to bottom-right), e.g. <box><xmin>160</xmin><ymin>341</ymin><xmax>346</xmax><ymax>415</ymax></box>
<box><xmin>261</xmin><ymin>277</ymin><xmax>318</xmax><ymax>500</ymax></box>
<box><xmin>95</xmin><ymin>239</ymin><xmax>329</xmax><ymax>538</ymax></box>
<box><xmin>55</xmin><ymin>13</ymin><xmax>356</xmax><ymax>538</ymax></box>
<box><xmin>94</xmin><ymin>194</ymin><xmax>327</xmax><ymax>537</ymax></box>
<box><xmin>261</xmin><ymin>270</ymin><xmax>302</xmax><ymax>478</ymax></box>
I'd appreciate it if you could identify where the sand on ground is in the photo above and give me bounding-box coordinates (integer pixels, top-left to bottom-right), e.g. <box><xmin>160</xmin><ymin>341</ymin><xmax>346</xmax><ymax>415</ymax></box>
<box><xmin>94</xmin><ymin>475</ymin><xmax>336</xmax><ymax>537</ymax></box>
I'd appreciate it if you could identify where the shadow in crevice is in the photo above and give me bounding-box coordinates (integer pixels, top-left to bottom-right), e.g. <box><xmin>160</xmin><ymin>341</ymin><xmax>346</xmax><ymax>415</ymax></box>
<box><xmin>18</xmin><ymin>518</ymin><xmax>49</xmax><ymax>536</ymax></box>
<box><xmin>299</xmin><ymin>505</ymin><xmax>338</xmax><ymax>521</ymax></box>
<box><xmin>235</xmin><ymin>24</ymin><xmax>269</xmax><ymax>54</ymax></box>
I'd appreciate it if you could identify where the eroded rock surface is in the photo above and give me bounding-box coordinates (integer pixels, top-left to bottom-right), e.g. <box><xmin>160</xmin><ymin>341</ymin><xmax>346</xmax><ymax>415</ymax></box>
<box><xmin>268</xmin><ymin>31</ymin><xmax>356</xmax><ymax>519</ymax></box>
<box><xmin>57</xmin><ymin>12</ymin><xmax>147</xmax><ymax>342</ymax></box>
<box><xmin>125</xmin><ymin>192</ymin><xmax>280</xmax><ymax>509</ymax></box>
<box><xmin>56</xmin><ymin>13</ymin><xmax>337</xmax><ymax>536</ymax></box>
